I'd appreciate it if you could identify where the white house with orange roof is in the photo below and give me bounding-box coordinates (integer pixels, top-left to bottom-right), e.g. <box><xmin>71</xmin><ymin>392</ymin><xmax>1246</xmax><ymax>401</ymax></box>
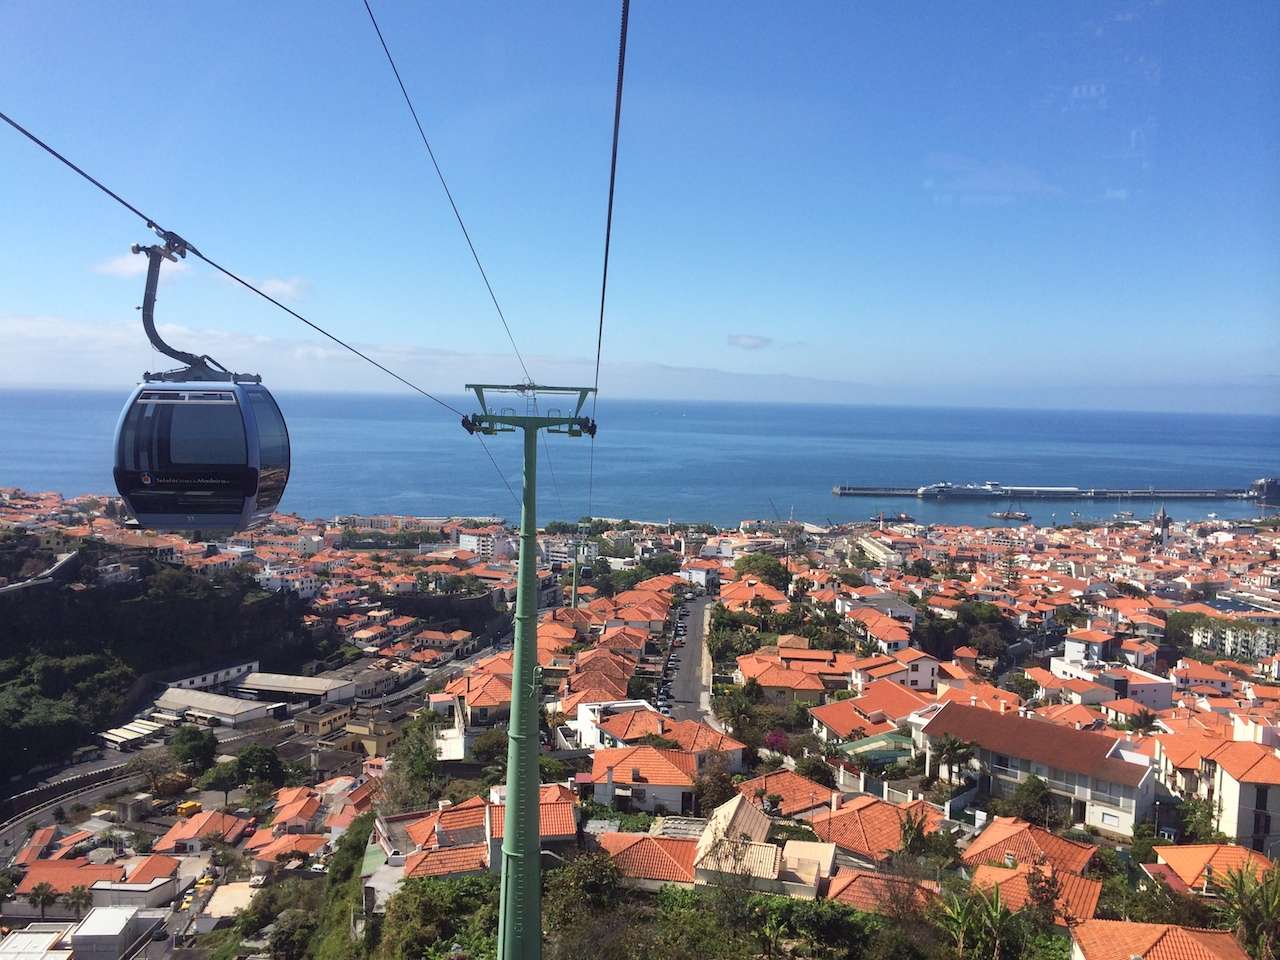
<box><xmin>1198</xmin><ymin>740</ymin><xmax>1280</xmax><ymax>854</ymax></box>
<box><xmin>586</xmin><ymin>746</ymin><xmax>697</xmax><ymax>815</ymax></box>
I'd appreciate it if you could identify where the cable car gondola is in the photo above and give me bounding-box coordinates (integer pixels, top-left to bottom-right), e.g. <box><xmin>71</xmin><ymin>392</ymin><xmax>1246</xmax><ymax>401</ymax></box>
<box><xmin>112</xmin><ymin>231</ymin><xmax>290</xmax><ymax>531</ymax></box>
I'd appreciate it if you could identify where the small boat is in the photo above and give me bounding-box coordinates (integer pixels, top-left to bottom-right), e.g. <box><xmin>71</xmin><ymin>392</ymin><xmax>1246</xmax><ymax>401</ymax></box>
<box><xmin>870</xmin><ymin>512</ymin><xmax>915</xmax><ymax>523</ymax></box>
<box><xmin>1114</xmin><ymin>511</ymin><xmax>1135</xmax><ymax>520</ymax></box>
<box><xmin>989</xmin><ymin>511</ymin><xmax>1031</xmax><ymax>522</ymax></box>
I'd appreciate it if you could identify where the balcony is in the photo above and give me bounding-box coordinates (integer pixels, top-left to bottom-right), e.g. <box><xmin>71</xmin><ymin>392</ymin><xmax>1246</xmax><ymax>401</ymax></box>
<box><xmin>1088</xmin><ymin>792</ymin><xmax>1134</xmax><ymax>813</ymax></box>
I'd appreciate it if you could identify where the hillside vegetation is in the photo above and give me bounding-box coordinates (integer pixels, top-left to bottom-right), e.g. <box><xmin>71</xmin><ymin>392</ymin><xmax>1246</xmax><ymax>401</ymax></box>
<box><xmin>0</xmin><ymin>547</ymin><xmax>310</xmax><ymax>774</ymax></box>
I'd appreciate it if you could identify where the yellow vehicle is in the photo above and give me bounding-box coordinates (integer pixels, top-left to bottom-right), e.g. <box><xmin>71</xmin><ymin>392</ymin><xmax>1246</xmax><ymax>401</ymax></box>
<box><xmin>196</xmin><ymin>877</ymin><xmax>215</xmax><ymax>888</ymax></box>
<box><xmin>179</xmin><ymin>895</ymin><xmax>193</xmax><ymax>911</ymax></box>
<box><xmin>176</xmin><ymin>800</ymin><xmax>202</xmax><ymax>818</ymax></box>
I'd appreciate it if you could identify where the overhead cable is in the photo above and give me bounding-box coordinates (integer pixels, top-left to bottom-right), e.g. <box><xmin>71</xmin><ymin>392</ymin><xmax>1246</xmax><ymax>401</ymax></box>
<box><xmin>586</xmin><ymin>0</ymin><xmax>631</xmax><ymax>520</ymax></box>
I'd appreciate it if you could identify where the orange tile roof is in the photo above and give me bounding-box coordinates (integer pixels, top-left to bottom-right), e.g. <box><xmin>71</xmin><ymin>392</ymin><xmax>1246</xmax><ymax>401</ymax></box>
<box><xmin>154</xmin><ymin>810</ymin><xmax>252</xmax><ymax>853</ymax></box>
<box><xmin>490</xmin><ymin>800</ymin><xmax>577</xmax><ymax>840</ymax></box>
<box><xmin>737</xmin><ymin>769</ymin><xmax>834</xmax><ymax>818</ymax></box>
<box><xmin>14</xmin><ymin>826</ymin><xmax>57</xmax><ymax>866</ymax></box>
<box><xmin>971</xmin><ymin>862</ymin><xmax>1101</xmax><ymax>924</ymax></box>
<box><xmin>1154</xmin><ymin>844</ymin><xmax>1272</xmax><ymax>891</ymax></box>
<box><xmin>253</xmin><ymin>833</ymin><xmax>328</xmax><ymax>863</ymax></box>
<box><xmin>1071</xmin><ymin>920</ymin><xmax>1249</xmax><ymax>960</ymax></box>
<box><xmin>446</xmin><ymin>672</ymin><xmax>513</xmax><ymax>709</ymax></box>
<box><xmin>16</xmin><ymin>859</ymin><xmax>125</xmax><ymax>895</ymax></box>
<box><xmin>809</xmin><ymin>698</ymin><xmax>876</xmax><ymax>739</ymax></box>
<box><xmin>275</xmin><ymin>793</ymin><xmax>322</xmax><ymax>825</ymax></box>
<box><xmin>1205</xmin><ymin>741</ymin><xmax>1280</xmax><ymax>785</ymax></box>
<box><xmin>597</xmin><ymin>833</ymin><xmax>697</xmax><ymax>883</ymax></box>
<box><xmin>48</xmin><ymin>830</ymin><xmax>95</xmax><ymax>860</ymax></box>
<box><xmin>591</xmin><ymin>746</ymin><xmax>697</xmax><ymax>787</ymax></box>
<box><xmin>809</xmin><ymin>796</ymin><xmax>944</xmax><ymax>863</ymax></box>
<box><xmin>126</xmin><ymin>854</ymin><xmax>181</xmax><ymax>884</ymax></box>
<box><xmin>962</xmin><ymin>816</ymin><xmax>1096</xmax><ymax>875</ymax></box>
<box><xmin>753</xmin><ymin>664</ymin><xmax>826</xmax><ymax>691</ymax></box>
<box><xmin>825</xmin><ymin>867</ymin><xmax>939</xmax><ymax>914</ymax></box>
<box><xmin>597</xmin><ymin>709</ymin><xmax>667</xmax><ymax>742</ymax></box>
<box><xmin>923</xmin><ymin>702</ymin><xmax>1140</xmax><ymax>786</ymax></box>
<box><xmin>404</xmin><ymin>843</ymin><xmax>490</xmax><ymax>878</ymax></box>
<box><xmin>662</xmin><ymin>719</ymin><xmax>746</xmax><ymax>755</ymax></box>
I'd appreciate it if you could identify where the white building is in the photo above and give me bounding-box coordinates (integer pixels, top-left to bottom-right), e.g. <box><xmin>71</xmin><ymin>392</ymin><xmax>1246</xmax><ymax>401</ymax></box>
<box><xmin>917</xmin><ymin>702</ymin><xmax>1154</xmax><ymax>838</ymax></box>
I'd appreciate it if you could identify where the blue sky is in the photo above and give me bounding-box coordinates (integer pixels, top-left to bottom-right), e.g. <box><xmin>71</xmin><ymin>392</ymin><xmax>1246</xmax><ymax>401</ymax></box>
<box><xmin>0</xmin><ymin>1</ymin><xmax>1277</xmax><ymax>413</ymax></box>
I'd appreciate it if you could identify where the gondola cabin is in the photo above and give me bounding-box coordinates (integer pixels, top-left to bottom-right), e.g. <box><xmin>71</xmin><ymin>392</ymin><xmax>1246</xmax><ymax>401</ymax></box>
<box><xmin>113</xmin><ymin>381</ymin><xmax>290</xmax><ymax>531</ymax></box>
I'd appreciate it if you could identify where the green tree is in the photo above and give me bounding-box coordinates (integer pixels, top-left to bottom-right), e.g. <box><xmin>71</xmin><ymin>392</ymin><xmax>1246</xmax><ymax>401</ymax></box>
<box><xmin>268</xmin><ymin>908</ymin><xmax>318</xmax><ymax>960</ymax></box>
<box><xmin>63</xmin><ymin>885</ymin><xmax>92</xmax><ymax>920</ymax></box>
<box><xmin>170</xmin><ymin>724</ymin><xmax>219</xmax><ymax>772</ymax></box>
<box><xmin>125</xmin><ymin>748</ymin><xmax>177</xmax><ymax>793</ymax></box>
<box><xmin>198</xmin><ymin>761</ymin><xmax>242</xmax><ymax>807</ymax></box>
<box><xmin>733</xmin><ymin>554</ymin><xmax>790</xmax><ymax>591</ymax></box>
<box><xmin>1215</xmin><ymin>867</ymin><xmax>1280</xmax><ymax>960</ymax></box>
<box><xmin>694</xmin><ymin>752</ymin><xmax>738</xmax><ymax>814</ymax></box>
<box><xmin>235</xmin><ymin>744</ymin><xmax>285</xmax><ymax>787</ymax></box>
<box><xmin>129</xmin><ymin>831</ymin><xmax>154</xmax><ymax>854</ymax></box>
<box><xmin>471</xmin><ymin>727</ymin><xmax>509</xmax><ymax>766</ymax></box>
<box><xmin>794</xmin><ymin>755</ymin><xmax>836</xmax><ymax>789</ymax></box>
<box><xmin>993</xmin><ymin>774</ymin><xmax>1061</xmax><ymax>829</ymax></box>
<box><xmin>1003</xmin><ymin>672</ymin><xmax>1039</xmax><ymax>702</ymax></box>
<box><xmin>543</xmin><ymin>853</ymin><xmax>622</xmax><ymax>933</ymax></box>
<box><xmin>26</xmin><ymin>880</ymin><xmax>58</xmax><ymax>920</ymax></box>
<box><xmin>1180</xmin><ymin>796</ymin><xmax>1229</xmax><ymax>843</ymax></box>
<box><xmin>1130</xmin><ymin>821</ymin><xmax>1169</xmax><ymax>865</ymax></box>
<box><xmin>380</xmin><ymin>711</ymin><xmax>443</xmax><ymax>813</ymax></box>
<box><xmin>375</xmin><ymin>876</ymin><xmax>498</xmax><ymax>960</ymax></box>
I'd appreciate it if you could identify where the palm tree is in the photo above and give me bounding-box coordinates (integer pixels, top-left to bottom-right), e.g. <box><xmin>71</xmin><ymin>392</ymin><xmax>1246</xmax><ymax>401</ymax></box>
<box><xmin>898</xmin><ymin>808</ymin><xmax>930</xmax><ymax>858</ymax></box>
<box><xmin>63</xmin><ymin>885</ymin><xmax>92</xmax><ymax>920</ymax></box>
<box><xmin>936</xmin><ymin>734</ymin><xmax>974</xmax><ymax>783</ymax></box>
<box><xmin>26</xmin><ymin>881</ymin><xmax>58</xmax><ymax>920</ymax></box>
<box><xmin>1129</xmin><ymin>709</ymin><xmax>1158</xmax><ymax>735</ymax></box>
<box><xmin>1216</xmin><ymin>867</ymin><xmax>1280</xmax><ymax>960</ymax></box>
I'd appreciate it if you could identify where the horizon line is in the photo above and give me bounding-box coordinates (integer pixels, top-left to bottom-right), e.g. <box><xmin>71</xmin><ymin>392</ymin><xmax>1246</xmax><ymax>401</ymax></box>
<box><xmin>1</xmin><ymin>382</ymin><xmax>1277</xmax><ymax>421</ymax></box>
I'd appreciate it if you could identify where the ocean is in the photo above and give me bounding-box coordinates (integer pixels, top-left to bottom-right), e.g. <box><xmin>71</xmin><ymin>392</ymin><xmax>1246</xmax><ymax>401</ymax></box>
<box><xmin>1</xmin><ymin>388</ymin><xmax>1277</xmax><ymax>528</ymax></box>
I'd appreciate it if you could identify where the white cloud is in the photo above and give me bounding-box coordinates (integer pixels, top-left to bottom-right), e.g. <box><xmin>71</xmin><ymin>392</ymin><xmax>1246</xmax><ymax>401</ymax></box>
<box><xmin>92</xmin><ymin>253</ymin><xmax>189</xmax><ymax>280</ymax></box>
<box><xmin>727</xmin><ymin>334</ymin><xmax>773</xmax><ymax>350</ymax></box>
<box><xmin>257</xmin><ymin>277</ymin><xmax>307</xmax><ymax>301</ymax></box>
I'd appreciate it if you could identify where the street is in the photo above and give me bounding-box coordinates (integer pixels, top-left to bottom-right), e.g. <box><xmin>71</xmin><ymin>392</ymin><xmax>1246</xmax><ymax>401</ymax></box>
<box><xmin>670</xmin><ymin>596</ymin><xmax>712</xmax><ymax>722</ymax></box>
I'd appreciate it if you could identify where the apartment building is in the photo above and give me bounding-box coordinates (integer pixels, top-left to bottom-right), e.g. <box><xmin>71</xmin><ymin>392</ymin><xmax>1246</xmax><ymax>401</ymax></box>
<box><xmin>917</xmin><ymin>702</ymin><xmax>1154</xmax><ymax>838</ymax></box>
<box><xmin>1192</xmin><ymin>616</ymin><xmax>1280</xmax><ymax>660</ymax></box>
<box><xmin>1198</xmin><ymin>741</ymin><xmax>1280</xmax><ymax>855</ymax></box>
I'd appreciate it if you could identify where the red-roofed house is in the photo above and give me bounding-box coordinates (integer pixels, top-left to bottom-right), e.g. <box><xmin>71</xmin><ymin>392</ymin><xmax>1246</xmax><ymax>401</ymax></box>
<box><xmin>597</xmin><ymin>833</ymin><xmax>698</xmax><ymax>890</ymax></box>
<box><xmin>587</xmin><ymin>746</ymin><xmax>697</xmax><ymax>814</ymax></box>
<box><xmin>737</xmin><ymin>769</ymin><xmax>837</xmax><ymax>820</ymax></box>
<box><xmin>971</xmin><ymin>862</ymin><xmax>1101</xmax><ymax>926</ymax></box>
<box><xmin>825</xmin><ymin>868</ymin><xmax>939</xmax><ymax>914</ymax></box>
<box><xmin>153</xmin><ymin>810</ymin><xmax>252</xmax><ymax>854</ymax></box>
<box><xmin>809</xmin><ymin>796</ymin><xmax>945</xmax><ymax>866</ymax></box>
<box><xmin>1070</xmin><ymin>919</ymin><xmax>1249</xmax><ymax>960</ymax></box>
<box><xmin>963</xmin><ymin>816</ymin><xmax>1096</xmax><ymax>874</ymax></box>
<box><xmin>16</xmin><ymin>859</ymin><xmax>125</xmax><ymax>896</ymax></box>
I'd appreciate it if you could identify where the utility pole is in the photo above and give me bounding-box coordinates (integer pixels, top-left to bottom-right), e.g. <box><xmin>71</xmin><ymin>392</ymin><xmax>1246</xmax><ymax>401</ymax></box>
<box><xmin>461</xmin><ymin>384</ymin><xmax>596</xmax><ymax>960</ymax></box>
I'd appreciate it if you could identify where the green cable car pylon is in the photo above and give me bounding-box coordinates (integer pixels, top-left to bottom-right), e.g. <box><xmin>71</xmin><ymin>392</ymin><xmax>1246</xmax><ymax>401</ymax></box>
<box><xmin>461</xmin><ymin>383</ymin><xmax>596</xmax><ymax>960</ymax></box>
